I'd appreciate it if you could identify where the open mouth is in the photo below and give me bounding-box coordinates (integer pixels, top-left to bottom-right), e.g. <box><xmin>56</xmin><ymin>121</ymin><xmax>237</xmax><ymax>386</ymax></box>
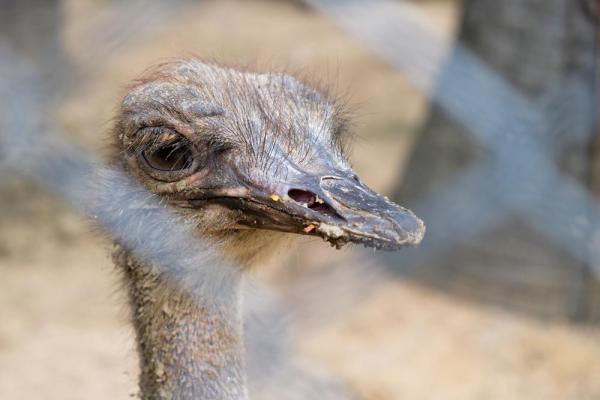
<box><xmin>186</xmin><ymin>179</ymin><xmax>425</xmax><ymax>251</ymax></box>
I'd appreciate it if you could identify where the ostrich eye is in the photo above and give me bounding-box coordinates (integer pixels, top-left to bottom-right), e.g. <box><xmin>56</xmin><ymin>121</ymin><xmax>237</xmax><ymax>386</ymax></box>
<box><xmin>142</xmin><ymin>142</ymin><xmax>194</xmax><ymax>172</ymax></box>
<box><xmin>134</xmin><ymin>128</ymin><xmax>200</xmax><ymax>181</ymax></box>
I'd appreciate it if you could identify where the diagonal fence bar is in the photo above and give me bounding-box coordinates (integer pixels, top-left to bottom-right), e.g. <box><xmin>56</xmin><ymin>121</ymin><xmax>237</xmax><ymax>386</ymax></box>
<box><xmin>308</xmin><ymin>0</ymin><xmax>599</xmax><ymax>275</ymax></box>
<box><xmin>0</xmin><ymin>6</ymin><xmax>359</xmax><ymax>397</ymax></box>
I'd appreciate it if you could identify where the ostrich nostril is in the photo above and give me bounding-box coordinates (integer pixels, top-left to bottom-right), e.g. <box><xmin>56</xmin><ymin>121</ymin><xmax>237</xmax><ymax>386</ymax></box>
<box><xmin>288</xmin><ymin>189</ymin><xmax>342</xmax><ymax>219</ymax></box>
<box><xmin>288</xmin><ymin>189</ymin><xmax>316</xmax><ymax>206</ymax></box>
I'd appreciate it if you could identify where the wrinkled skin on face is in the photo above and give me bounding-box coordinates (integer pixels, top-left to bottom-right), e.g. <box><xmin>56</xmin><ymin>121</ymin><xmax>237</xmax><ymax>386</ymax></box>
<box><xmin>112</xmin><ymin>60</ymin><xmax>424</xmax><ymax>261</ymax></box>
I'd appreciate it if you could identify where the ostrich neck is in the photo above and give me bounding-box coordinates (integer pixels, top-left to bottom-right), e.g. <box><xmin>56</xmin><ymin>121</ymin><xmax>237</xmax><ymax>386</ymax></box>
<box><xmin>113</xmin><ymin>247</ymin><xmax>249</xmax><ymax>400</ymax></box>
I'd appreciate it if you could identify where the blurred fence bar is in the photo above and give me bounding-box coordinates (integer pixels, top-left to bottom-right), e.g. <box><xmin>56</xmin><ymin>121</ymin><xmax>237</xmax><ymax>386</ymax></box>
<box><xmin>1</xmin><ymin>0</ymin><xmax>600</xmax><ymax>398</ymax></box>
<box><xmin>0</xmin><ymin>2</ymin><xmax>361</xmax><ymax>397</ymax></box>
<box><xmin>395</xmin><ymin>0</ymin><xmax>599</xmax><ymax>322</ymax></box>
<box><xmin>310</xmin><ymin>0</ymin><xmax>600</xmax><ymax>322</ymax></box>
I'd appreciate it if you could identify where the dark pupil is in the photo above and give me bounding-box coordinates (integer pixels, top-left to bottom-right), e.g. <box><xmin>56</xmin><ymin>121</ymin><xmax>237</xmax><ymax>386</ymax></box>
<box><xmin>144</xmin><ymin>143</ymin><xmax>192</xmax><ymax>171</ymax></box>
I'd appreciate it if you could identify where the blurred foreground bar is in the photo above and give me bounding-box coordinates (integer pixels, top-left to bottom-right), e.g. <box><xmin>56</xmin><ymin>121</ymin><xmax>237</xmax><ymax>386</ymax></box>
<box><xmin>395</xmin><ymin>0</ymin><xmax>600</xmax><ymax>322</ymax></box>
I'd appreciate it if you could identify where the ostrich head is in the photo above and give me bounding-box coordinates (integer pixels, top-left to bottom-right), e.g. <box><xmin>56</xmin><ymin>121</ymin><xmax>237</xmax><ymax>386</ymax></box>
<box><xmin>111</xmin><ymin>60</ymin><xmax>424</xmax><ymax>266</ymax></box>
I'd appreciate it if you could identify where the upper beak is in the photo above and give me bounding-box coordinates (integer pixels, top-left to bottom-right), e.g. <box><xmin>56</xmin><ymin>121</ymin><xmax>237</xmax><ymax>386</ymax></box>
<box><xmin>204</xmin><ymin>170</ymin><xmax>425</xmax><ymax>251</ymax></box>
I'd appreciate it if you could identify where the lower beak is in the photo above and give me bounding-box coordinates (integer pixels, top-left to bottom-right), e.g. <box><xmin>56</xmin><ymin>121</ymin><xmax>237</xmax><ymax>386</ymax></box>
<box><xmin>210</xmin><ymin>172</ymin><xmax>425</xmax><ymax>251</ymax></box>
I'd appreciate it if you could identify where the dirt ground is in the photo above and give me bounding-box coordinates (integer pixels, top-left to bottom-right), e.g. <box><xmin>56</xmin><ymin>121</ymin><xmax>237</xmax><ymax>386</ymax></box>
<box><xmin>1</xmin><ymin>1</ymin><xmax>600</xmax><ymax>399</ymax></box>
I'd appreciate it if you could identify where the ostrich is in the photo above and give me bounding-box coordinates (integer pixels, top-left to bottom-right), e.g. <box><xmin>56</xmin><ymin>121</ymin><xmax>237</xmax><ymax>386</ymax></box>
<box><xmin>108</xmin><ymin>59</ymin><xmax>424</xmax><ymax>399</ymax></box>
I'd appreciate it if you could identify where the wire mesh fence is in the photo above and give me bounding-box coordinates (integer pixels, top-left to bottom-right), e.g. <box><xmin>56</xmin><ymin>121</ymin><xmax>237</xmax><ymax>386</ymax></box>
<box><xmin>0</xmin><ymin>0</ymin><xmax>598</xmax><ymax>399</ymax></box>
<box><xmin>310</xmin><ymin>0</ymin><xmax>600</xmax><ymax>322</ymax></box>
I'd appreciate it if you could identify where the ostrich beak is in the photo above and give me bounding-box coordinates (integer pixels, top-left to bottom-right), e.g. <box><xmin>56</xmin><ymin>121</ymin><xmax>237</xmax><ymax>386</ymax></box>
<box><xmin>217</xmin><ymin>171</ymin><xmax>425</xmax><ymax>251</ymax></box>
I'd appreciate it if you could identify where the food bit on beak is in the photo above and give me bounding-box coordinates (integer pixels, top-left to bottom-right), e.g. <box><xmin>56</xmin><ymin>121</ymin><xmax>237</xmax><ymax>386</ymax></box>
<box><xmin>303</xmin><ymin>224</ymin><xmax>316</xmax><ymax>233</ymax></box>
<box><xmin>270</xmin><ymin>194</ymin><xmax>281</xmax><ymax>202</ymax></box>
<box><xmin>316</xmin><ymin>223</ymin><xmax>349</xmax><ymax>249</ymax></box>
<box><xmin>317</xmin><ymin>223</ymin><xmax>344</xmax><ymax>239</ymax></box>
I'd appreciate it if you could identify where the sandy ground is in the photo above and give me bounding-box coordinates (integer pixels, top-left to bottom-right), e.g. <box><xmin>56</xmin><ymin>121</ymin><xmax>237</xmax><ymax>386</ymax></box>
<box><xmin>1</xmin><ymin>1</ymin><xmax>600</xmax><ymax>399</ymax></box>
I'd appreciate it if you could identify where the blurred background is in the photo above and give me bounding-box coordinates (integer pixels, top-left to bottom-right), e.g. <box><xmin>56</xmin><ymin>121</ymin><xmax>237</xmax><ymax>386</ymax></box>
<box><xmin>0</xmin><ymin>0</ymin><xmax>599</xmax><ymax>399</ymax></box>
